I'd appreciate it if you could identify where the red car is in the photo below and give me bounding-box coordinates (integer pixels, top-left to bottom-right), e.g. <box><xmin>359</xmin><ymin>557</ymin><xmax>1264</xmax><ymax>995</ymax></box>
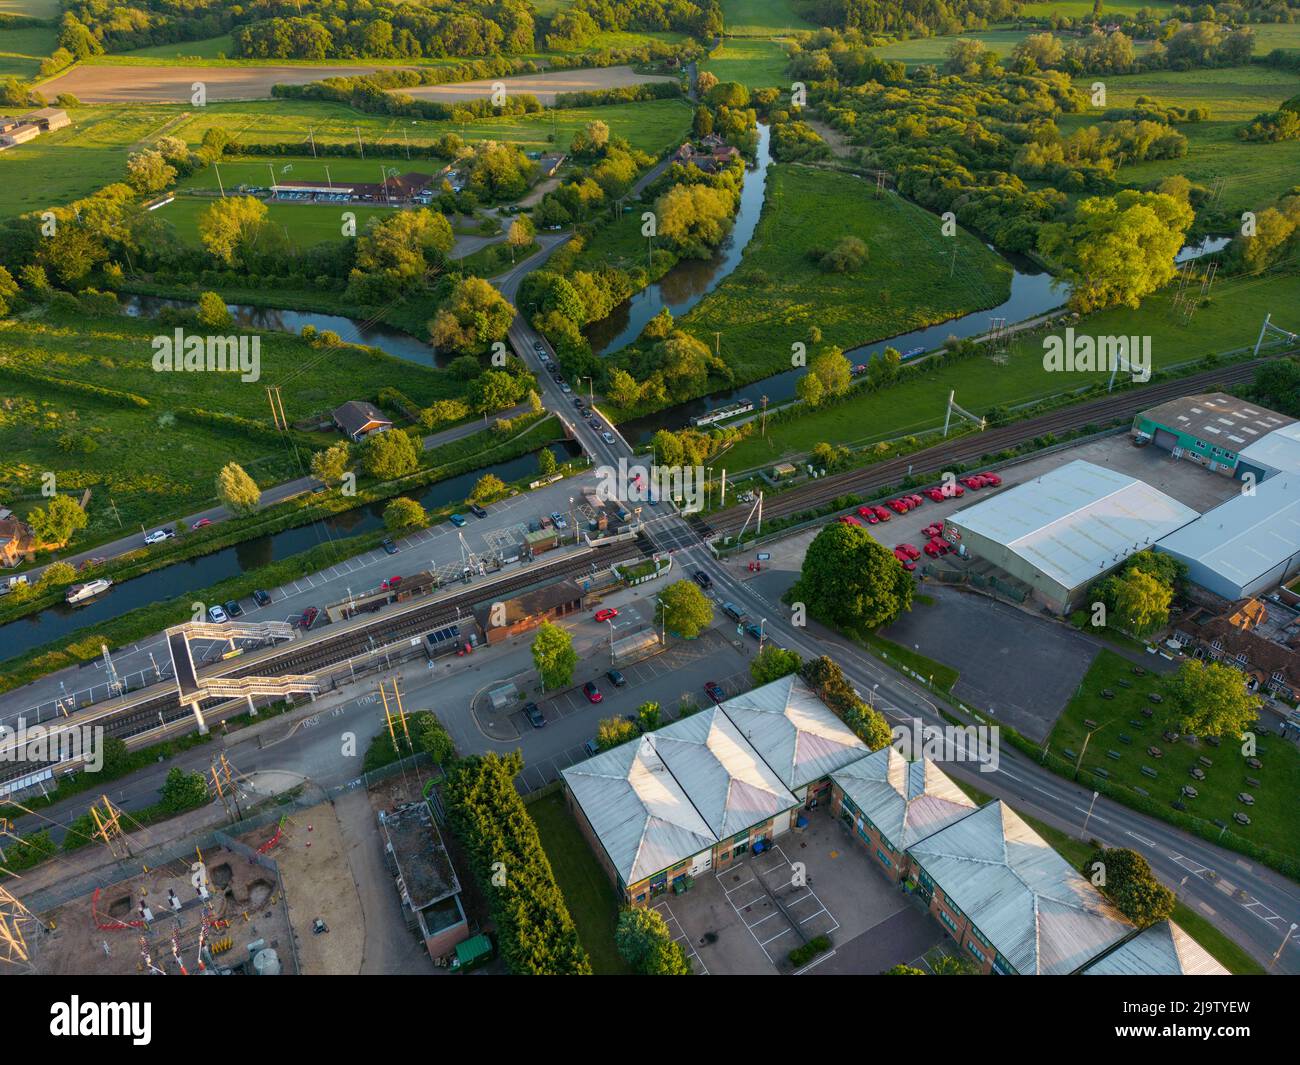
<box><xmin>924</xmin><ymin>538</ymin><xmax>950</xmax><ymax>558</ymax></box>
<box><xmin>836</xmin><ymin>514</ymin><xmax>863</xmax><ymax>527</ymax></box>
<box><xmin>922</xmin><ymin>522</ymin><xmax>944</xmax><ymax>539</ymax></box>
<box><xmin>704</xmin><ymin>681</ymin><xmax>725</xmax><ymax>704</ymax></box>
<box><xmin>893</xmin><ymin>549</ymin><xmax>917</xmax><ymax>572</ymax></box>
<box><xmin>583</xmin><ymin>681</ymin><xmax>603</xmax><ymax>703</ymax></box>
<box><xmin>896</xmin><ymin>543</ymin><xmax>921</xmax><ymax>560</ymax></box>
<box><xmin>959</xmin><ymin>475</ymin><xmax>986</xmax><ymax>490</ymax></box>
<box><xmin>857</xmin><ymin>505</ymin><xmax>879</xmax><ymax>524</ymax></box>
<box><xmin>907</xmin><ymin>494</ymin><xmax>924</xmax><ymax>508</ymax></box>
<box><xmin>981</xmin><ymin>472</ymin><xmax>1002</xmax><ymax>487</ymax></box>
<box><xmin>888</xmin><ymin>498</ymin><xmax>910</xmax><ymax>514</ymax></box>
<box><xmin>594</xmin><ymin>608</ymin><xmax>619</xmax><ymax>623</ymax></box>
<box><xmin>300</xmin><ymin>606</ymin><xmax>319</xmax><ymax>629</ymax></box>
<box><xmin>873</xmin><ymin>505</ymin><xmax>891</xmax><ymax>522</ymax></box>
<box><xmin>190</xmin><ymin>517</ymin><xmax>212</xmax><ymax>530</ymax></box>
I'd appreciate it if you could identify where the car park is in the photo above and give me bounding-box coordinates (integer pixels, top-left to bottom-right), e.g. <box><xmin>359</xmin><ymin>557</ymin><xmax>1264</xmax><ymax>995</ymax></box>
<box><xmin>381</xmin><ymin>537</ymin><xmax>398</xmax><ymax>555</ymax></box>
<box><xmin>594</xmin><ymin>608</ymin><xmax>619</xmax><ymax>622</ymax></box>
<box><xmin>223</xmin><ymin>599</ymin><xmax>243</xmax><ymax>618</ymax></box>
<box><xmin>704</xmin><ymin>681</ymin><xmax>725</xmax><ymax>704</ymax></box>
<box><xmin>144</xmin><ymin>529</ymin><xmax>174</xmax><ymax>545</ymax></box>
<box><xmin>692</xmin><ymin>570</ymin><xmax>712</xmax><ymax>589</ymax></box>
<box><xmin>523</xmin><ymin>702</ymin><xmax>546</xmax><ymax>728</ymax></box>
<box><xmin>207</xmin><ymin>604</ymin><xmax>228</xmax><ymax>623</ymax></box>
<box><xmin>582</xmin><ymin>681</ymin><xmax>603</xmax><ymax>704</ymax></box>
<box><xmin>191</xmin><ymin>518</ymin><xmax>212</xmax><ymax>530</ymax></box>
<box><xmin>469</xmin><ymin>503</ymin><xmax>488</xmax><ymax>518</ymax></box>
<box><xmin>449</xmin><ymin>513</ymin><xmax>467</xmax><ymax>527</ymax></box>
<box><xmin>606</xmin><ymin>669</ymin><xmax>627</xmax><ymax>687</ymax></box>
<box><xmin>253</xmin><ymin>589</ymin><xmax>272</xmax><ymax>607</ymax></box>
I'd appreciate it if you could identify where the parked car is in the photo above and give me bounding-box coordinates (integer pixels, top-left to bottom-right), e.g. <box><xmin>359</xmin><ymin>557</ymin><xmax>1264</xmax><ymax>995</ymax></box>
<box><xmin>922</xmin><ymin>522</ymin><xmax>944</xmax><ymax>539</ymax></box>
<box><xmin>836</xmin><ymin>514</ymin><xmax>862</xmax><ymax>527</ymax></box>
<box><xmin>252</xmin><ymin>589</ymin><xmax>272</xmax><ymax>607</ymax></box>
<box><xmin>857</xmin><ymin>505</ymin><xmax>879</xmax><ymax>524</ymax></box>
<box><xmin>594</xmin><ymin>607</ymin><xmax>619</xmax><ymax>622</ymax></box>
<box><xmin>704</xmin><ymin>681</ymin><xmax>725</xmax><ymax>704</ymax></box>
<box><xmin>893</xmin><ymin>550</ymin><xmax>917</xmax><ymax>573</ymax></box>
<box><xmin>583</xmin><ymin>739</ymin><xmax>600</xmax><ymax>757</ymax></box>
<box><xmin>873</xmin><ymin>505</ymin><xmax>891</xmax><ymax>522</ymax></box>
<box><xmin>606</xmin><ymin>669</ymin><xmax>627</xmax><ymax>687</ymax></box>
<box><xmin>223</xmin><ymin>599</ymin><xmax>243</xmax><ymax>618</ymax></box>
<box><xmin>382</xmin><ymin>575</ymin><xmax>403</xmax><ymax>590</ymax></box>
<box><xmin>190</xmin><ymin>518</ymin><xmax>212</xmax><ymax>531</ymax></box>
<box><xmin>887</xmin><ymin>498</ymin><xmax>910</xmax><ymax>514</ymax></box>
<box><xmin>301</xmin><ymin>606</ymin><xmax>320</xmax><ymax>629</ymax></box>
<box><xmin>582</xmin><ymin>681</ymin><xmax>603</xmax><ymax>704</ymax></box>
<box><xmin>907</xmin><ymin>494</ymin><xmax>924</xmax><ymax>508</ymax></box>
<box><xmin>206</xmin><ymin>604</ymin><xmax>228</xmax><ymax>623</ymax></box>
<box><xmin>144</xmin><ymin>529</ymin><xmax>174</xmax><ymax>545</ymax></box>
<box><xmin>722</xmin><ymin>602</ymin><xmax>744</xmax><ymax>621</ymax></box>
<box><xmin>560</xmin><ymin>382</ymin><xmax>572</xmax><ymax>393</ymax></box>
<box><xmin>523</xmin><ymin>702</ymin><xmax>546</xmax><ymax>728</ymax></box>
<box><xmin>744</xmin><ymin>622</ymin><xmax>763</xmax><ymax>640</ymax></box>
<box><xmin>551</xmin><ymin>512</ymin><xmax>568</xmax><ymax>530</ymax></box>
<box><xmin>897</xmin><ymin>543</ymin><xmax>921</xmax><ymax>560</ymax></box>
<box><xmin>469</xmin><ymin>503</ymin><xmax>488</xmax><ymax>519</ymax></box>
<box><xmin>959</xmin><ymin>474</ymin><xmax>987</xmax><ymax>490</ymax></box>
<box><xmin>539</xmin><ymin>515</ymin><xmax>553</xmax><ymax>530</ymax></box>
<box><xmin>381</xmin><ymin>537</ymin><xmax>399</xmax><ymax>555</ymax></box>
<box><xmin>449</xmin><ymin>513</ymin><xmax>467</xmax><ymax>527</ymax></box>
<box><xmin>980</xmin><ymin>472</ymin><xmax>1002</xmax><ymax>487</ymax></box>
<box><xmin>692</xmin><ymin>570</ymin><xmax>713</xmax><ymax>589</ymax></box>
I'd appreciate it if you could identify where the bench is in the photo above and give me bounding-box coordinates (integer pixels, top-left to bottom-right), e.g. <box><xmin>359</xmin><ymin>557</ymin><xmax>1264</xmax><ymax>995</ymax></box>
<box><xmin>1119</xmin><ymin>734</ymin><xmax>1132</xmax><ymax>744</ymax></box>
<box><xmin>1141</xmin><ymin>766</ymin><xmax>1158</xmax><ymax>778</ymax></box>
<box><xmin>1092</xmin><ymin>767</ymin><xmax>1110</xmax><ymax>779</ymax></box>
<box><xmin>1198</xmin><ymin>756</ymin><xmax>1213</xmax><ymax>768</ymax></box>
<box><xmin>1064</xmin><ymin>749</ymin><xmax>1077</xmax><ymax>761</ymax></box>
<box><xmin>1084</xmin><ymin>718</ymin><xmax>1099</xmax><ymax>729</ymax></box>
<box><xmin>1246</xmin><ymin>776</ymin><xmax>1261</xmax><ymax>788</ymax></box>
<box><xmin>1134</xmin><ymin>786</ymin><xmax>1149</xmax><ymax>797</ymax></box>
<box><xmin>1107</xmin><ymin>750</ymin><xmax>1121</xmax><ymax>760</ymax></box>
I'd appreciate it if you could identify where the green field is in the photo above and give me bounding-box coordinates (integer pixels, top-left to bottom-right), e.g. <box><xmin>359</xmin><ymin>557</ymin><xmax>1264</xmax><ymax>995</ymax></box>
<box><xmin>121</xmin><ymin>33</ymin><xmax>237</xmax><ymax>60</ymax></box>
<box><xmin>1064</xmin><ymin>66</ymin><xmax>1300</xmax><ymax>210</ymax></box>
<box><xmin>156</xmin><ymin>195</ymin><xmax>399</xmax><ymax>247</ymax></box>
<box><xmin>0</xmin><ymin>97</ymin><xmax>692</xmax><ymax>219</ymax></box>
<box><xmin>701</xmin><ymin>37</ymin><xmax>792</xmax><ymax>89</ymax></box>
<box><xmin>1019</xmin><ymin>0</ymin><xmax>1174</xmax><ymax>14</ymax></box>
<box><xmin>673</xmin><ymin>164</ymin><xmax>1012</xmax><ymax>391</ymax></box>
<box><xmin>0</xmin><ymin>306</ymin><xmax>458</xmax><ymax>536</ymax></box>
<box><xmin>1046</xmin><ymin>650</ymin><xmax>1299</xmax><ymax>871</ymax></box>
<box><xmin>0</xmin><ymin>25</ymin><xmax>57</xmax><ymax>78</ymax></box>
<box><xmin>868</xmin><ymin>29</ymin><xmax>1035</xmax><ymax>68</ymax></box>
<box><xmin>717</xmin><ymin>267</ymin><xmax>1300</xmax><ymax>470</ymax></box>
<box><xmin>527</xmin><ymin>791</ymin><xmax>632</xmax><ymax>975</ymax></box>
<box><xmin>721</xmin><ymin>0</ymin><xmax>816</xmax><ymax>36</ymax></box>
<box><xmin>0</xmin><ymin>0</ymin><xmax>60</xmax><ymax>16</ymax></box>
<box><xmin>177</xmin><ymin>154</ymin><xmax>440</xmax><ymax>193</ymax></box>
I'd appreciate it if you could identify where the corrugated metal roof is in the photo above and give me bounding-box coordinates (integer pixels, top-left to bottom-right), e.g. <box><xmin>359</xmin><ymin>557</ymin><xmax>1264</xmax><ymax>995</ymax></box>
<box><xmin>719</xmin><ymin>673</ymin><xmax>867</xmax><ymax>791</ymax></box>
<box><xmin>830</xmin><ymin>748</ymin><xmax>977</xmax><ymax>851</ymax></box>
<box><xmin>1082</xmin><ymin>921</ymin><xmax>1230</xmax><ymax>975</ymax></box>
<box><xmin>649</xmin><ymin>707</ymin><xmax>797</xmax><ymax>838</ymax></box>
<box><xmin>949</xmin><ymin>460</ymin><xmax>1198</xmax><ymax>592</ymax></box>
<box><xmin>1156</xmin><ymin>474</ymin><xmax>1300</xmax><ymax>587</ymax></box>
<box><xmin>907</xmin><ymin>801</ymin><xmax>1133</xmax><ymax>975</ymax></box>
<box><xmin>1238</xmin><ymin>421</ymin><xmax>1300</xmax><ymax>475</ymax></box>
<box><xmin>1140</xmin><ymin>392</ymin><xmax>1292</xmax><ymax>443</ymax></box>
<box><xmin>561</xmin><ymin>736</ymin><xmax>715</xmax><ymax>885</ymax></box>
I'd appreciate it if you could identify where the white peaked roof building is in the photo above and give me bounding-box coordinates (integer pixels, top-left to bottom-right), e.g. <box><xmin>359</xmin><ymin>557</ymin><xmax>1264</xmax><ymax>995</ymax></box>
<box><xmin>649</xmin><ymin>707</ymin><xmax>797</xmax><ymax>838</ymax></box>
<box><xmin>1082</xmin><ymin>920</ymin><xmax>1230</xmax><ymax>975</ymax></box>
<box><xmin>831</xmin><ymin>746</ymin><xmax>977</xmax><ymax>851</ymax></box>
<box><xmin>946</xmin><ymin>460</ymin><xmax>1199</xmax><ymax>612</ymax></box>
<box><xmin>719</xmin><ymin>673</ymin><xmax>868</xmax><ymax>794</ymax></box>
<box><xmin>907</xmin><ymin>801</ymin><xmax>1134</xmax><ymax>975</ymax></box>
<box><xmin>561</xmin><ymin>734</ymin><xmax>716</xmax><ymax>887</ymax></box>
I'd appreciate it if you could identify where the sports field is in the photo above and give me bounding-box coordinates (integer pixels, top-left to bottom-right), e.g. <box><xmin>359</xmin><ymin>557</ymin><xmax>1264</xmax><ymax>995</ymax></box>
<box><xmin>156</xmin><ymin>196</ymin><xmax>399</xmax><ymax>247</ymax></box>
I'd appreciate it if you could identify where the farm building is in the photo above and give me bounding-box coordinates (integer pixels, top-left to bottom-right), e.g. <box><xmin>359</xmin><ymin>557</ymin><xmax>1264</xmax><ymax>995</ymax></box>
<box><xmin>1081</xmin><ymin>920</ymin><xmax>1230</xmax><ymax>976</ymax></box>
<box><xmin>332</xmin><ymin>400</ymin><xmax>392</xmax><ymax>442</ymax></box>
<box><xmin>21</xmin><ymin>107</ymin><xmax>70</xmax><ymax>132</ymax></box>
<box><xmin>944</xmin><ymin>460</ymin><xmax>1199</xmax><ymax>613</ymax></box>
<box><xmin>1132</xmin><ymin>392</ymin><xmax>1293</xmax><ymax>479</ymax></box>
<box><xmin>829</xmin><ymin>746</ymin><xmax>976</xmax><ymax>882</ymax></box>
<box><xmin>906</xmin><ymin>800</ymin><xmax>1134</xmax><ymax>975</ymax></box>
<box><xmin>562</xmin><ymin>674</ymin><xmax>861</xmax><ymax>904</ymax></box>
<box><xmin>1155</xmin><ymin>473</ymin><xmax>1300</xmax><ymax>600</ymax></box>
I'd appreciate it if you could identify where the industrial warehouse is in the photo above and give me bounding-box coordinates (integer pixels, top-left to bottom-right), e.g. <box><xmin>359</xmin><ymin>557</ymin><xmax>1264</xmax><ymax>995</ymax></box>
<box><xmin>562</xmin><ymin>677</ymin><xmax>1225</xmax><ymax>976</ymax></box>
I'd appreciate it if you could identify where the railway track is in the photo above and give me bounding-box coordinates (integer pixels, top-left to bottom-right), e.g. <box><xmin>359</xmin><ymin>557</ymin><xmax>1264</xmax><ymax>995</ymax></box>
<box><xmin>0</xmin><ymin>539</ymin><xmax>652</xmax><ymax>789</ymax></box>
<box><xmin>701</xmin><ymin>360</ymin><xmax>1267</xmax><ymax>537</ymax></box>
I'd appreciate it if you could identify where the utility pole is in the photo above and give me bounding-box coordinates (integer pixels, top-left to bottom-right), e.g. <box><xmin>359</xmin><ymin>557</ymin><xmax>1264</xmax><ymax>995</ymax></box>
<box><xmin>266</xmin><ymin>386</ymin><xmax>287</xmax><ymax>431</ymax></box>
<box><xmin>403</xmin><ymin>127</ymin><xmax>411</xmax><ymax>161</ymax></box>
<box><xmin>308</xmin><ymin>126</ymin><xmax>316</xmax><ymax>158</ymax></box>
<box><xmin>267</xmin><ymin>163</ymin><xmax>277</xmax><ymax>198</ymax></box>
<box><xmin>1080</xmin><ymin>789</ymin><xmax>1099</xmax><ymax>836</ymax></box>
<box><xmin>356</xmin><ymin>126</ymin><xmax>364</xmax><ymax>159</ymax></box>
<box><xmin>213</xmin><ymin>161</ymin><xmax>225</xmax><ymax>198</ymax></box>
<box><xmin>760</xmin><ymin>395</ymin><xmax>769</xmax><ymax>436</ymax></box>
<box><xmin>713</xmin><ymin>332</ymin><xmax>721</xmax><ymax>358</ymax></box>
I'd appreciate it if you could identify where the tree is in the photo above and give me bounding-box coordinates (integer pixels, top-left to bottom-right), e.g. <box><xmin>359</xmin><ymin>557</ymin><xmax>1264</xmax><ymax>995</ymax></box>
<box><xmin>383</xmin><ymin>496</ymin><xmax>427</xmax><ymax>531</ymax></box>
<box><xmin>361</xmin><ymin>429</ymin><xmax>420</xmax><ymax>480</ymax></box>
<box><xmin>751</xmin><ymin>645</ymin><xmax>802</xmax><ymax>685</ymax></box>
<box><xmin>538</xmin><ymin>448</ymin><xmax>558</xmax><ymax>475</ymax></box>
<box><xmin>412</xmin><ymin>711</ymin><xmax>455</xmax><ymax>764</ymax></box>
<box><xmin>506</xmin><ymin>215</ymin><xmax>535</xmax><ymax>261</ymax></box>
<box><xmin>471</xmin><ymin>473</ymin><xmax>506</xmax><ymax>502</ymax></box>
<box><xmin>532</xmin><ymin>619</ymin><xmax>577</xmax><ymax>690</ymax></box>
<box><xmin>810</xmin><ymin>347</ymin><xmax>852</xmax><ymax>399</ymax></box>
<box><xmin>1087</xmin><ymin>847</ymin><xmax>1175</xmax><ymax>928</ymax></box>
<box><xmin>468</xmin><ymin>369</ymin><xmax>527</xmax><ymax>415</ymax></box>
<box><xmin>945</xmin><ymin>38</ymin><xmax>992</xmax><ymax>76</ymax></box>
<box><xmin>1038</xmin><ymin>190</ymin><xmax>1194</xmax><ymax>312</ymax></box>
<box><xmin>791</xmin><ymin>523</ymin><xmax>913</xmax><ymax>633</ymax></box>
<box><xmin>216</xmin><ymin>462</ymin><xmax>260</xmax><ymax>515</ymax></box>
<box><xmin>636</xmin><ymin>701</ymin><xmax>661</xmax><ymax>732</ymax></box>
<box><xmin>26</xmin><ymin>494</ymin><xmax>87</xmax><ymax>547</ymax></box>
<box><xmin>818</xmin><ymin>235</ymin><xmax>868</xmax><ymax>273</ymax></box>
<box><xmin>310</xmin><ymin>441</ymin><xmax>350</xmax><ymax>485</ymax></box>
<box><xmin>429</xmin><ymin>276</ymin><xmax>515</xmax><ymax>354</ymax></box>
<box><xmin>656</xmin><ymin>579</ymin><xmax>714</xmax><ymax>638</ymax></box>
<box><xmin>195</xmin><ymin>291</ymin><xmax>231</xmax><ymax>329</ymax></box>
<box><xmin>1163</xmin><ymin>659</ymin><xmax>1260</xmax><ymax>739</ymax></box>
<box><xmin>571</xmin><ymin>119</ymin><xmax>609</xmax><ymax>157</ymax></box>
<box><xmin>0</xmin><ymin>264</ymin><xmax>17</xmax><ymax>316</ymax></box>
<box><xmin>655</xmin><ymin>183</ymin><xmax>736</xmax><ymax>258</ymax></box>
<box><xmin>1106</xmin><ymin>567</ymin><xmax>1171</xmax><ymax>637</ymax></box>
<box><xmin>597</xmin><ymin>715</ymin><xmax>640</xmax><ymax>750</ymax></box>
<box><xmin>37</xmin><ymin>560</ymin><xmax>77</xmax><ymax>589</ymax></box>
<box><xmin>884</xmin><ymin>964</ymin><xmax>928</xmax><ymax>975</ymax></box>
<box><xmin>795</xmin><ymin>372</ymin><xmax>825</xmax><ymax>408</ymax></box>
<box><xmin>198</xmin><ymin>195</ymin><xmax>268</xmax><ymax>268</ymax></box>
<box><xmin>160</xmin><ymin>767</ymin><xmax>209</xmax><ymax>813</ymax></box>
<box><xmin>607</xmin><ymin>368</ymin><xmax>641</xmax><ymax>409</ymax></box>
<box><xmin>615</xmin><ymin>908</ymin><xmax>691</xmax><ymax>975</ymax></box>
<box><xmin>931</xmin><ymin>954</ymin><xmax>980</xmax><ymax>975</ymax></box>
<box><xmin>696</xmin><ymin>70</ymin><xmax>719</xmax><ymax>96</ymax></box>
